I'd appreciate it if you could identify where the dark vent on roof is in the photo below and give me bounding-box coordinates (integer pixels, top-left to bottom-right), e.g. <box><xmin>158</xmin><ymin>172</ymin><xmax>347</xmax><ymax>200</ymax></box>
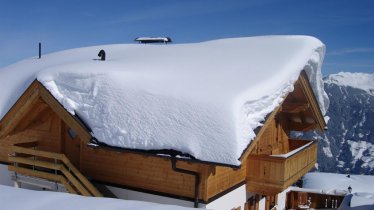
<box><xmin>38</xmin><ymin>42</ymin><xmax>42</xmax><ymax>59</ymax></box>
<box><xmin>98</xmin><ymin>49</ymin><xmax>106</xmax><ymax>61</ymax></box>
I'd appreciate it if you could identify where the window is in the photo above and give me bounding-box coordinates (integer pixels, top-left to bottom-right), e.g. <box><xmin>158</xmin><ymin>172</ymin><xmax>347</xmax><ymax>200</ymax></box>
<box><xmin>67</xmin><ymin>128</ymin><xmax>77</xmax><ymax>139</ymax></box>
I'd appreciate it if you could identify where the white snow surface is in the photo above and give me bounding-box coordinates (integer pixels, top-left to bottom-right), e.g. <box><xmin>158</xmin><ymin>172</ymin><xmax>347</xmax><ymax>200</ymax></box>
<box><xmin>135</xmin><ymin>37</ymin><xmax>170</xmax><ymax>41</ymax></box>
<box><xmin>0</xmin><ymin>185</ymin><xmax>196</xmax><ymax>210</ymax></box>
<box><xmin>303</xmin><ymin>172</ymin><xmax>374</xmax><ymax>194</ymax></box>
<box><xmin>338</xmin><ymin>193</ymin><xmax>374</xmax><ymax>210</ymax></box>
<box><xmin>350</xmin><ymin>193</ymin><xmax>374</xmax><ymax>208</ymax></box>
<box><xmin>270</xmin><ymin>141</ymin><xmax>313</xmax><ymax>158</ymax></box>
<box><xmin>325</xmin><ymin>72</ymin><xmax>374</xmax><ymax>95</ymax></box>
<box><xmin>0</xmin><ymin>36</ymin><xmax>328</xmax><ymax>166</ymax></box>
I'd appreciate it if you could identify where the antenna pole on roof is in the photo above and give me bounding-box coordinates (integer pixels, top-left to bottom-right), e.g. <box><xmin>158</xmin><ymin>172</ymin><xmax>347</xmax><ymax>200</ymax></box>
<box><xmin>38</xmin><ymin>42</ymin><xmax>41</xmax><ymax>59</ymax></box>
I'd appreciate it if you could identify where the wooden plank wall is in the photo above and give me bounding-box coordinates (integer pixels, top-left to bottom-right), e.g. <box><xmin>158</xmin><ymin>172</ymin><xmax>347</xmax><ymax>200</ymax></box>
<box><xmin>286</xmin><ymin>191</ymin><xmax>344</xmax><ymax>209</ymax></box>
<box><xmin>80</xmin><ymin>146</ymin><xmax>209</xmax><ymax>200</ymax></box>
<box><xmin>251</xmin><ymin>114</ymin><xmax>289</xmax><ymax>156</ymax></box>
<box><xmin>283</xmin><ymin>142</ymin><xmax>317</xmax><ymax>187</ymax></box>
<box><xmin>246</xmin><ymin>156</ymin><xmax>285</xmax><ymax>195</ymax></box>
<box><xmin>0</xmin><ymin>106</ymin><xmax>62</xmax><ymax>162</ymax></box>
<box><xmin>205</xmin><ymin>162</ymin><xmax>246</xmax><ymax>200</ymax></box>
<box><xmin>246</xmin><ymin>141</ymin><xmax>317</xmax><ymax>195</ymax></box>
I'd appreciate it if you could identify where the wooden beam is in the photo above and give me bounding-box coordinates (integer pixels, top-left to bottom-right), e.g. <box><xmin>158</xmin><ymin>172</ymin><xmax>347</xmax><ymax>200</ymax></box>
<box><xmin>62</xmin><ymin>155</ymin><xmax>102</xmax><ymax>197</ymax></box>
<box><xmin>60</xmin><ymin>167</ymin><xmax>91</xmax><ymax>196</ymax></box>
<box><xmin>288</xmin><ymin>122</ymin><xmax>317</xmax><ymax>131</ymax></box>
<box><xmin>0</xmin><ymin>88</ymin><xmax>40</xmax><ymax>138</ymax></box>
<box><xmin>8</xmin><ymin>165</ymin><xmax>78</xmax><ymax>194</ymax></box>
<box><xmin>38</xmin><ymin>82</ymin><xmax>92</xmax><ymax>143</ymax></box>
<box><xmin>8</xmin><ymin>165</ymin><xmax>61</xmax><ymax>182</ymax></box>
<box><xmin>11</xmin><ymin>145</ymin><xmax>64</xmax><ymax>160</ymax></box>
<box><xmin>8</xmin><ymin>156</ymin><xmax>63</xmax><ymax>171</ymax></box>
<box><xmin>12</xmin><ymin>101</ymin><xmax>50</xmax><ymax>133</ymax></box>
<box><xmin>9</xmin><ymin>145</ymin><xmax>102</xmax><ymax>197</ymax></box>
<box><xmin>0</xmin><ymin>81</ymin><xmax>39</xmax><ymax>134</ymax></box>
<box><xmin>239</xmin><ymin>106</ymin><xmax>282</xmax><ymax>162</ymax></box>
<box><xmin>299</xmin><ymin>71</ymin><xmax>326</xmax><ymax>131</ymax></box>
<box><xmin>281</xmin><ymin>102</ymin><xmax>309</xmax><ymax>114</ymax></box>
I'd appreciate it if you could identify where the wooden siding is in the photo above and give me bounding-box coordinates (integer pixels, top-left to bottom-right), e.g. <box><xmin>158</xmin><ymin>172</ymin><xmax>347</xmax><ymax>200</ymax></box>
<box><xmin>286</xmin><ymin>191</ymin><xmax>344</xmax><ymax>209</ymax></box>
<box><xmin>81</xmin><ymin>145</ymin><xmax>247</xmax><ymax>202</ymax></box>
<box><xmin>205</xmin><ymin>163</ymin><xmax>246</xmax><ymax>201</ymax></box>
<box><xmin>250</xmin><ymin>113</ymin><xmax>289</xmax><ymax>156</ymax></box>
<box><xmin>299</xmin><ymin>71</ymin><xmax>326</xmax><ymax>130</ymax></box>
<box><xmin>0</xmin><ymin>108</ymin><xmax>62</xmax><ymax>162</ymax></box>
<box><xmin>80</xmin><ymin>146</ymin><xmax>208</xmax><ymax>200</ymax></box>
<box><xmin>246</xmin><ymin>140</ymin><xmax>317</xmax><ymax>195</ymax></box>
<box><xmin>0</xmin><ymin>81</ymin><xmax>40</xmax><ymax>138</ymax></box>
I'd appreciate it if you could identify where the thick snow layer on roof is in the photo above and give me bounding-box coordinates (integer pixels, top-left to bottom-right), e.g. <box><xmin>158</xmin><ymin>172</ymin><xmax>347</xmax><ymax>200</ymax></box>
<box><xmin>288</xmin><ymin>186</ymin><xmax>347</xmax><ymax>196</ymax></box>
<box><xmin>303</xmin><ymin>172</ymin><xmax>374</xmax><ymax>194</ymax></box>
<box><xmin>325</xmin><ymin>72</ymin><xmax>374</xmax><ymax>95</ymax></box>
<box><xmin>0</xmin><ymin>36</ymin><xmax>328</xmax><ymax>166</ymax></box>
<box><xmin>0</xmin><ymin>185</ymin><xmax>196</xmax><ymax>210</ymax></box>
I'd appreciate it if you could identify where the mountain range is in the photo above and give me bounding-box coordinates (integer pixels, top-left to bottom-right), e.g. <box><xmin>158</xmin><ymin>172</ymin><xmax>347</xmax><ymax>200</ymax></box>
<box><xmin>300</xmin><ymin>72</ymin><xmax>374</xmax><ymax>175</ymax></box>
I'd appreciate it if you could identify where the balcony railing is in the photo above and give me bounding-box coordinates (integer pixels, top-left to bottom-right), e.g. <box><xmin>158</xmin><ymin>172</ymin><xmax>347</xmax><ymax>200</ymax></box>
<box><xmin>246</xmin><ymin>139</ymin><xmax>317</xmax><ymax>195</ymax></box>
<box><xmin>8</xmin><ymin>143</ymin><xmax>102</xmax><ymax>197</ymax></box>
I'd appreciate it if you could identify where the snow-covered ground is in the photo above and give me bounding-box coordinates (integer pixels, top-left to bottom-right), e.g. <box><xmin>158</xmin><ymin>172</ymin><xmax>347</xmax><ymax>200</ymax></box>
<box><xmin>0</xmin><ymin>185</ymin><xmax>197</xmax><ymax>210</ymax></box>
<box><xmin>338</xmin><ymin>193</ymin><xmax>374</xmax><ymax>210</ymax></box>
<box><xmin>303</xmin><ymin>172</ymin><xmax>374</xmax><ymax>210</ymax></box>
<box><xmin>303</xmin><ymin>172</ymin><xmax>374</xmax><ymax>194</ymax></box>
<box><xmin>0</xmin><ymin>36</ymin><xmax>328</xmax><ymax>166</ymax></box>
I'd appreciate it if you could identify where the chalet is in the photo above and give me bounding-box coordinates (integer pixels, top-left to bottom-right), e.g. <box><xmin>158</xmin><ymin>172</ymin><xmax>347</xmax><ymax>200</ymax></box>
<box><xmin>0</xmin><ymin>36</ymin><xmax>328</xmax><ymax>210</ymax></box>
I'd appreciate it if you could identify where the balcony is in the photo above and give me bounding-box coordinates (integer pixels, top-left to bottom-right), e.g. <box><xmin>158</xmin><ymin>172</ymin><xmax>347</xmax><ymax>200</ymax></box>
<box><xmin>246</xmin><ymin>139</ymin><xmax>317</xmax><ymax>195</ymax></box>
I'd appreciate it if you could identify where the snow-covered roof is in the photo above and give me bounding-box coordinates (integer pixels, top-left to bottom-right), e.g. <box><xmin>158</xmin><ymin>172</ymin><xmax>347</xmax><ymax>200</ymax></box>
<box><xmin>303</xmin><ymin>172</ymin><xmax>374</xmax><ymax>194</ymax></box>
<box><xmin>0</xmin><ymin>36</ymin><xmax>328</xmax><ymax>166</ymax></box>
<box><xmin>288</xmin><ymin>186</ymin><xmax>347</xmax><ymax>196</ymax></box>
<box><xmin>0</xmin><ymin>185</ymin><xmax>196</xmax><ymax>210</ymax></box>
<box><xmin>135</xmin><ymin>37</ymin><xmax>171</xmax><ymax>42</ymax></box>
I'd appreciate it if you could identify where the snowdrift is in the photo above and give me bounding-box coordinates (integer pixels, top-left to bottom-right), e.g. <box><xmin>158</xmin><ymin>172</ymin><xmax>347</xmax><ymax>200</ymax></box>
<box><xmin>0</xmin><ymin>185</ymin><xmax>196</xmax><ymax>210</ymax></box>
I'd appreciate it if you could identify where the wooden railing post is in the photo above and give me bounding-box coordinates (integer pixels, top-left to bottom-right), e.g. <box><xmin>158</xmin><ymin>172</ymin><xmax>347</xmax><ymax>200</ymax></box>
<box><xmin>8</xmin><ymin>145</ymin><xmax>102</xmax><ymax>197</ymax></box>
<box><xmin>32</xmin><ymin>146</ymin><xmax>36</xmax><ymax>171</ymax></box>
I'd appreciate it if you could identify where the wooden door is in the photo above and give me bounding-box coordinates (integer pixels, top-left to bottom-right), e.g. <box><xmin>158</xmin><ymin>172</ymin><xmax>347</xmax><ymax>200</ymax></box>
<box><xmin>62</xmin><ymin>123</ymin><xmax>81</xmax><ymax>168</ymax></box>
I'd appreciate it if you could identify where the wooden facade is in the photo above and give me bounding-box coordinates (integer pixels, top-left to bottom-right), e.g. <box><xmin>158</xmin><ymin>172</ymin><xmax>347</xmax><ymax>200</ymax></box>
<box><xmin>286</xmin><ymin>191</ymin><xmax>344</xmax><ymax>209</ymax></box>
<box><xmin>247</xmin><ymin>139</ymin><xmax>317</xmax><ymax>195</ymax></box>
<box><xmin>0</xmin><ymin>70</ymin><xmax>326</xmax><ymax>208</ymax></box>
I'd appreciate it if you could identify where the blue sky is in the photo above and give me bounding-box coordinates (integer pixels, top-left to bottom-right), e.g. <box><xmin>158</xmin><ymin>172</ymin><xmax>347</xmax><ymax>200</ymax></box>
<box><xmin>1</xmin><ymin>0</ymin><xmax>373</xmax><ymax>75</ymax></box>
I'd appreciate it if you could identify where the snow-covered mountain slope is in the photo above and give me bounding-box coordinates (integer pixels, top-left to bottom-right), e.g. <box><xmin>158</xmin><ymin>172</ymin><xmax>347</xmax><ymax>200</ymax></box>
<box><xmin>301</xmin><ymin>72</ymin><xmax>374</xmax><ymax>175</ymax></box>
<box><xmin>325</xmin><ymin>72</ymin><xmax>374</xmax><ymax>95</ymax></box>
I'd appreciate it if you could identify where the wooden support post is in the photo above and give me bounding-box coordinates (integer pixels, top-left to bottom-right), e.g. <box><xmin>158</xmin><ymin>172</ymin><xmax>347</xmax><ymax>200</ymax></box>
<box><xmin>39</xmin><ymin>42</ymin><xmax>41</xmax><ymax>59</ymax></box>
